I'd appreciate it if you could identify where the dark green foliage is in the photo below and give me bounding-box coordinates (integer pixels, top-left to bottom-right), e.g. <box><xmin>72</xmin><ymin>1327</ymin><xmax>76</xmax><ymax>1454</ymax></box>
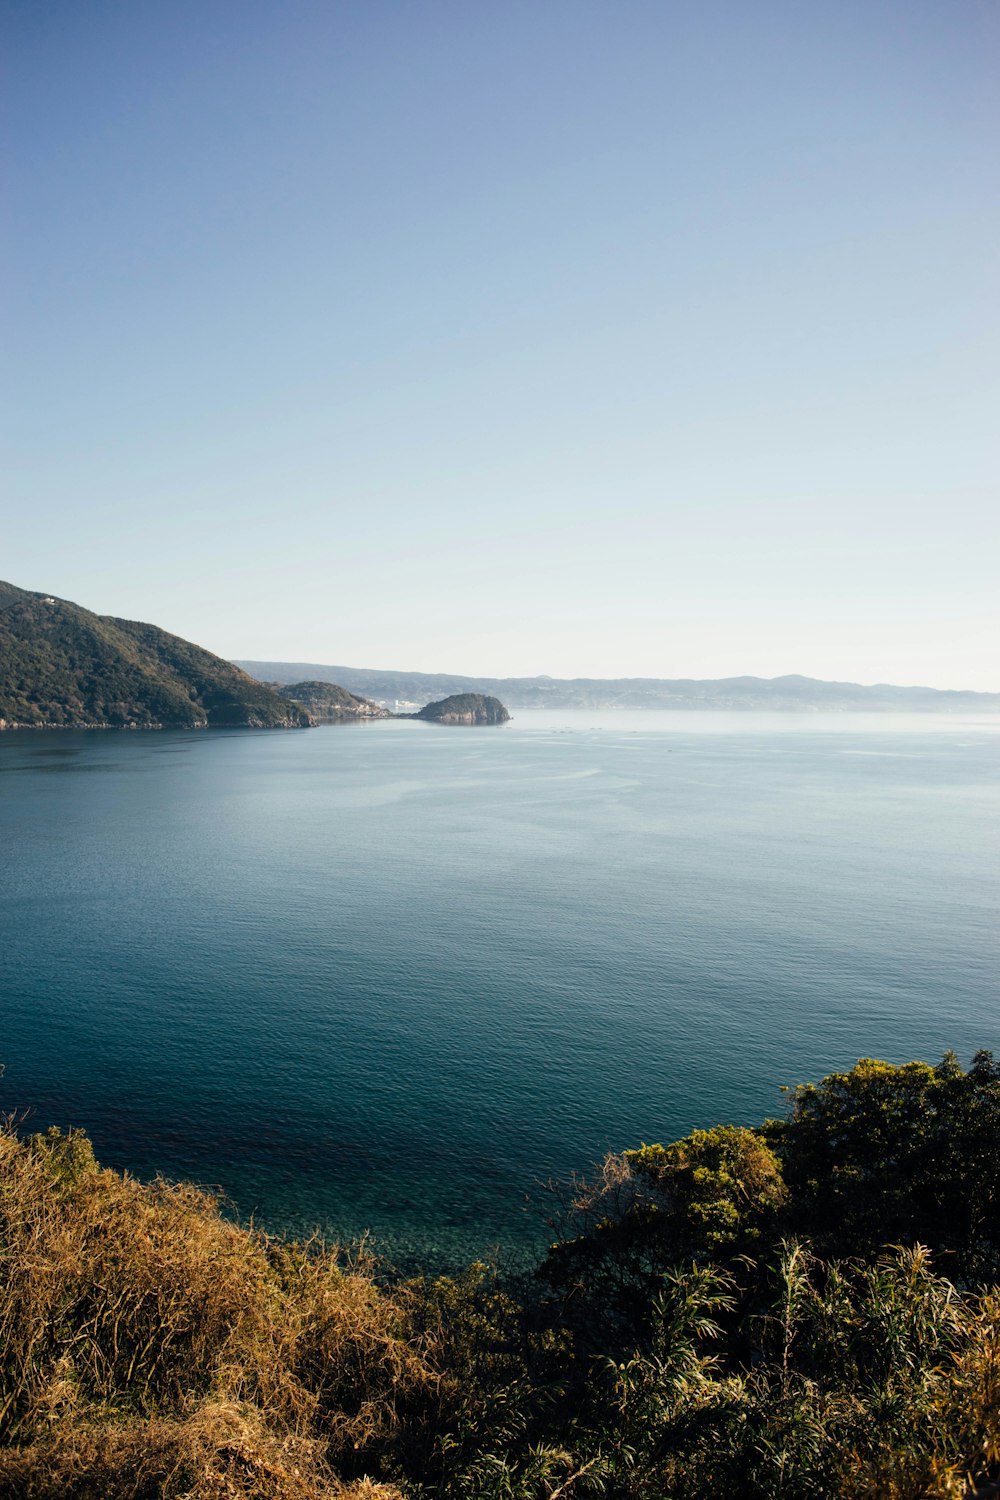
<box><xmin>586</xmin><ymin>1244</ymin><xmax>999</xmax><ymax>1499</ymax></box>
<box><xmin>539</xmin><ymin>1127</ymin><xmax>787</xmax><ymax>1355</ymax></box>
<box><xmin>626</xmin><ymin>1126</ymin><xmax>788</xmax><ymax>1255</ymax></box>
<box><xmin>542</xmin><ymin>1054</ymin><xmax>1000</xmax><ymax>1355</ymax></box>
<box><xmin>0</xmin><ymin>581</ymin><xmax>310</xmax><ymax>729</ymax></box>
<box><xmin>392</xmin><ymin>1264</ymin><xmax>565</xmax><ymax>1494</ymax></box>
<box><xmin>765</xmin><ymin>1050</ymin><xmax>1000</xmax><ymax>1278</ymax></box>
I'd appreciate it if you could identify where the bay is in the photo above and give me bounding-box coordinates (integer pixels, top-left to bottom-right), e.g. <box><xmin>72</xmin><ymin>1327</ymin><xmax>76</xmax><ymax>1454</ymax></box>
<box><xmin>1</xmin><ymin>711</ymin><xmax>998</xmax><ymax>1268</ymax></box>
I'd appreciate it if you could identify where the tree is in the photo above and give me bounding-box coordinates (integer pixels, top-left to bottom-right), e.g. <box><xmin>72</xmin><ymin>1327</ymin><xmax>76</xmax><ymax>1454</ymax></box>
<box><xmin>540</xmin><ymin>1126</ymin><xmax>786</xmax><ymax>1354</ymax></box>
<box><xmin>765</xmin><ymin>1051</ymin><xmax>1000</xmax><ymax>1280</ymax></box>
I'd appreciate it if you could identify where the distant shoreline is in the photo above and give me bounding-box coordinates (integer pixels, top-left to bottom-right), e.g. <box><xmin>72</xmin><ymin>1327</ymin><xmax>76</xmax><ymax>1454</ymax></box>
<box><xmin>235</xmin><ymin>660</ymin><xmax>1000</xmax><ymax>715</ymax></box>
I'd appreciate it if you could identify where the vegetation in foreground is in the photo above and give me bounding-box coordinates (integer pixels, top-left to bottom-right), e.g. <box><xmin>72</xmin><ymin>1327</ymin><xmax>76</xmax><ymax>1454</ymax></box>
<box><xmin>1</xmin><ymin>1052</ymin><xmax>998</xmax><ymax>1498</ymax></box>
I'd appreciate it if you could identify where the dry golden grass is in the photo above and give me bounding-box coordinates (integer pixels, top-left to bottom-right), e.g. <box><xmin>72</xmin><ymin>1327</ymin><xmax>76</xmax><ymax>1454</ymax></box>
<box><xmin>0</xmin><ymin>1124</ymin><xmax>423</xmax><ymax>1498</ymax></box>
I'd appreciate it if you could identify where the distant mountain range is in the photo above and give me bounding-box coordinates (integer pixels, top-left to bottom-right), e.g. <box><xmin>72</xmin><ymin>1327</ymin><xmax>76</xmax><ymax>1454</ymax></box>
<box><xmin>235</xmin><ymin>660</ymin><xmax>1000</xmax><ymax>713</ymax></box>
<box><xmin>0</xmin><ymin>581</ymin><xmax>309</xmax><ymax>729</ymax></box>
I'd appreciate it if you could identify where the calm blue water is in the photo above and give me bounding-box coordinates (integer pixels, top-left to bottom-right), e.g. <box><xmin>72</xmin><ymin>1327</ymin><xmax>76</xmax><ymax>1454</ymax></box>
<box><xmin>2</xmin><ymin>712</ymin><xmax>998</xmax><ymax>1267</ymax></box>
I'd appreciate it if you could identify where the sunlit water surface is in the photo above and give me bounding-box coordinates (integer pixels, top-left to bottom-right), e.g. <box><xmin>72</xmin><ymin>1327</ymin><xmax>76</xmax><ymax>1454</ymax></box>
<box><xmin>2</xmin><ymin>712</ymin><xmax>998</xmax><ymax>1267</ymax></box>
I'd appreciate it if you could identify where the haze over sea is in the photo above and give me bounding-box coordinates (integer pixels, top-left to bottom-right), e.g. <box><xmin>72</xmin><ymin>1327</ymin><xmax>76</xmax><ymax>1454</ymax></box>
<box><xmin>3</xmin><ymin>711</ymin><xmax>998</xmax><ymax>1267</ymax></box>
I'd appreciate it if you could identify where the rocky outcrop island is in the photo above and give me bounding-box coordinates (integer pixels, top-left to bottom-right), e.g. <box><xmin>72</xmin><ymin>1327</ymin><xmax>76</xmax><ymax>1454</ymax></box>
<box><xmin>411</xmin><ymin>692</ymin><xmax>511</xmax><ymax>726</ymax></box>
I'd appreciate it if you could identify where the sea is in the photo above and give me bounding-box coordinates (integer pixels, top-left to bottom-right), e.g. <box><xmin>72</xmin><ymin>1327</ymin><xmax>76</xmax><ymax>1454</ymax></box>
<box><xmin>2</xmin><ymin>711</ymin><xmax>998</xmax><ymax>1269</ymax></box>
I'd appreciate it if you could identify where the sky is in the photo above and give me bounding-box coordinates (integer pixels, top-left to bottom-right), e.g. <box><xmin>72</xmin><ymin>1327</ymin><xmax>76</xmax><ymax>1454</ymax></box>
<box><xmin>3</xmin><ymin>0</ymin><xmax>998</xmax><ymax>688</ymax></box>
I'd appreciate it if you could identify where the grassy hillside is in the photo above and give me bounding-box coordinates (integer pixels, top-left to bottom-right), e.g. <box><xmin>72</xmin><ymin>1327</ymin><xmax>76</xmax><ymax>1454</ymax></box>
<box><xmin>0</xmin><ymin>1052</ymin><xmax>997</xmax><ymax>1498</ymax></box>
<box><xmin>0</xmin><ymin>582</ymin><xmax>310</xmax><ymax>729</ymax></box>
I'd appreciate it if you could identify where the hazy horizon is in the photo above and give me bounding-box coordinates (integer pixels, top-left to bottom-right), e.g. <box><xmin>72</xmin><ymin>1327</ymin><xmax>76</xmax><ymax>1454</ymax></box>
<box><xmin>235</xmin><ymin>653</ymin><xmax>1000</xmax><ymax>697</ymax></box>
<box><xmin>5</xmin><ymin>2</ymin><xmax>998</xmax><ymax>690</ymax></box>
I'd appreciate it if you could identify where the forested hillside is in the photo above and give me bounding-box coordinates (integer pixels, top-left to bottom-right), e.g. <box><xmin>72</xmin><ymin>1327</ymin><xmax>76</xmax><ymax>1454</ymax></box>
<box><xmin>0</xmin><ymin>581</ymin><xmax>309</xmax><ymax>729</ymax></box>
<box><xmin>275</xmin><ymin>680</ymin><xmax>390</xmax><ymax>722</ymax></box>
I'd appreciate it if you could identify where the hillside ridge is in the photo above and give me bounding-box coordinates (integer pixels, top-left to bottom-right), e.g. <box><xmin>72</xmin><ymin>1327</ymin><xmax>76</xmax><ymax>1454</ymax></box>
<box><xmin>274</xmin><ymin>680</ymin><xmax>390</xmax><ymax>723</ymax></box>
<box><xmin>0</xmin><ymin>582</ymin><xmax>310</xmax><ymax>730</ymax></box>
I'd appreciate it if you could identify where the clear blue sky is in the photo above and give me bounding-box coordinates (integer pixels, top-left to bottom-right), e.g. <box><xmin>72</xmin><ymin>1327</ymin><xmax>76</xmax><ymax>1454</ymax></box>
<box><xmin>4</xmin><ymin>0</ymin><xmax>998</xmax><ymax>687</ymax></box>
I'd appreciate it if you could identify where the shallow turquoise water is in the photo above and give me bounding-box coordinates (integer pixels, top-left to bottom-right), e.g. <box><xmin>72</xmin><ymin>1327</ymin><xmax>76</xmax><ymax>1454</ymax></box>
<box><xmin>1</xmin><ymin>712</ymin><xmax>998</xmax><ymax>1267</ymax></box>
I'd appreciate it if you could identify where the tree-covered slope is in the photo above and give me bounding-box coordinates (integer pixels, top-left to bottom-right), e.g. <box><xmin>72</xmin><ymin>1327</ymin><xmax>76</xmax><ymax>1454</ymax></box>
<box><xmin>276</xmin><ymin>679</ymin><xmax>390</xmax><ymax>722</ymax></box>
<box><xmin>0</xmin><ymin>581</ymin><xmax>310</xmax><ymax>729</ymax></box>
